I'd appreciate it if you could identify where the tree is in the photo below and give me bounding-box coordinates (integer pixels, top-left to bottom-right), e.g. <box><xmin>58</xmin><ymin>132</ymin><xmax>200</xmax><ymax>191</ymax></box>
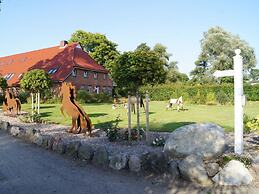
<box><xmin>153</xmin><ymin>43</ymin><xmax>171</xmax><ymax>67</ymax></box>
<box><xmin>165</xmin><ymin>61</ymin><xmax>189</xmax><ymax>83</ymax></box>
<box><xmin>191</xmin><ymin>26</ymin><xmax>257</xmax><ymax>83</ymax></box>
<box><xmin>20</xmin><ymin>69</ymin><xmax>51</xmax><ymax>116</ymax></box>
<box><xmin>0</xmin><ymin>76</ymin><xmax>7</xmax><ymax>91</ymax></box>
<box><xmin>69</xmin><ymin>30</ymin><xmax>120</xmax><ymax>71</ymax></box>
<box><xmin>111</xmin><ymin>47</ymin><xmax>167</xmax><ymax>93</ymax></box>
<box><xmin>249</xmin><ymin>68</ymin><xmax>259</xmax><ymax>82</ymax></box>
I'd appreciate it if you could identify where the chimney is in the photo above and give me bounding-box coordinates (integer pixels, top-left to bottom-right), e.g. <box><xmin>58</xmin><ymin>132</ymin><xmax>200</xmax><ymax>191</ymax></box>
<box><xmin>59</xmin><ymin>40</ymin><xmax>68</xmax><ymax>48</ymax></box>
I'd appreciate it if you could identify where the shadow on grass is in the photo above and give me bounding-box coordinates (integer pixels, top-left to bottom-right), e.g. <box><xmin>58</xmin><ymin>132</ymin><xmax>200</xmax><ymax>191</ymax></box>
<box><xmin>89</xmin><ymin>113</ymin><xmax>108</xmax><ymax>117</ymax></box>
<box><xmin>94</xmin><ymin>119</ymin><xmax>122</xmax><ymax>129</ymax></box>
<box><xmin>149</xmin><ymin>121</ymin><xmax>195</xmax><ymax>132</ymax></box>
<box><xmin>40</xmin><ymin>112</ymin><xmax>52</xmax><ymax>118</ymax></box>
<box><xmin>40</xmin><ymin>105</ymin><xmax>56</xmax><ymax>109</ymax></box>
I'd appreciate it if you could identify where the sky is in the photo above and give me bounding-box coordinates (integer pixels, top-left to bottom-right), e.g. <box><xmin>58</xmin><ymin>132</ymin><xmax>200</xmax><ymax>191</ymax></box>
<box><xmin>0</xmin><ymin>0</ymin><xmax>259</xmax><ymax>75</ymax></box>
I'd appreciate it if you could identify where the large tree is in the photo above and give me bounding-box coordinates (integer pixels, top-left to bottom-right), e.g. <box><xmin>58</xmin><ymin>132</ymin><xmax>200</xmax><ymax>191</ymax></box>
<box><xmin>20</xmin><ymin>69</ymin><xmax>51</xmax><ymax>116</ymax></box>
<box><xmin>111</xmin><ymin>46</ymin><xmax>167</xmax><ymax>93</ymax></box>
<box><xmin>166</xmin><ymin>61</ymin><xmax>189</xmax><ymax>83</ymax></box>
<box><xmin>191</xmin><ymin>26</ymin><xmax>257</xmax><ymax>83</ymax></box>
<box><xmin>69</xmin><ymin>30</ymin><xmax>120</xmax><ymax>71</ymax></box>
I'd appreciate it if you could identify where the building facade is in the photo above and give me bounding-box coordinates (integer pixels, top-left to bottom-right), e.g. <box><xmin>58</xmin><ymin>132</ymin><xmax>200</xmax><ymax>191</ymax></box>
<box><xmin>0</xmin><ymin>41</ymin><xmax>113</xmax><ymax>94</ymax></box>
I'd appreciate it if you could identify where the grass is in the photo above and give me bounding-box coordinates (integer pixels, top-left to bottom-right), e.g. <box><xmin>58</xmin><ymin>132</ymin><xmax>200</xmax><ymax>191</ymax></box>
<box><xmin>19</xmin><ymin>101</ymin><xmax>259</xmax><ymax>133</ymax></box>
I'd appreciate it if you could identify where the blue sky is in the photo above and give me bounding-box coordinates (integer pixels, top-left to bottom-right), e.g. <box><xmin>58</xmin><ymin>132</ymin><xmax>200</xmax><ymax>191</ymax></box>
<box><xmin>0</xmin><ymin>0</ymin><xmax>258</xmax><ymax>74</ymax></box>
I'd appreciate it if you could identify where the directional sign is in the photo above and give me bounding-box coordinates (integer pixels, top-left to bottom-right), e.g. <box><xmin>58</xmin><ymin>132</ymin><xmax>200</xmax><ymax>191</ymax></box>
<box><xmin>213</xmin><ymin>70</ymin><xmax>234</xmax><ymax>78</ymax></box>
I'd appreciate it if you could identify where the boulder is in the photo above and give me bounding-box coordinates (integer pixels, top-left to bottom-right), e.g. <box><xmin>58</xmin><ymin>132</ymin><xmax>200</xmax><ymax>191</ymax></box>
<box><xmin>25</xmin><ymin>128</ymin><xmax>37</xmax><ymax>141</ymax></box>
<box><xmin>148</xmin><ymin>151</ymin><xmax>168</xmax><ymax>173</ymax></box>
<box><xmin>92</xmin><ymin>146</ymin><xmax>109</xmax><ymax>166</ymax></box>
<box><xmin>164</xmin><ymin>123</ymin><xmax>226</xmax><ymax>160</ymax></box>
<box><xmin>205</xmin><ymin>162</ymin><xmax>220</xmax><ymax>177</ymax></box>
<box><xmin>128</xmin><ymin>152</ymin><xmax>149</xmax><ymax>172</ymax></box>
<box><xmin>0</xmin><ymin>121</ymin><xmax>10</xmax><ymax>131</ymax></box>
<box><xmin>10</xmin><ymin>126</ymin><xmax>25</xmax><ymax>137</ymax></box>
<box><xmin>65</xmin><ymin>141</ymin><xmax>81</xmax><ymax>158</ymax></box>
<box><xmin>212</xmin><ymin>160</ymin><xmax>253</xmax><ymax>186</ymax></box>
<box><xmin>109</xmin><ymin>154</ymin><xmax>128</xmax><ymax>170</ymax></box>
<box><xmin>178</xmin><ymin>154</ymin><xmax>212</xmax><ymax>185</ymax></box>
<box><xmin>32</xmin><ymin>132</ymin><xmax>43</xmax><ymax>146</ymax></box>
<box><xmin>78</xmin><ymin>143</ymin><xmax>94</xmax><ymax>161</ymax></box>
<box><xmin>52</xmin><ymin>138</ymin><xmax>66</xmax><ymax>154</ymax></box>
<box><xmin>168</xmin><ymin>160</ymin><xmax>180</xmax><ymax>179</ymax></box>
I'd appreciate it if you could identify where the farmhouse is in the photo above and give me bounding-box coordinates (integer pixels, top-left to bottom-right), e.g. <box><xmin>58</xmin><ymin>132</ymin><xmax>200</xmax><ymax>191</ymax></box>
<box><xmin>0</xmin><ymin>41</ymin><xmax>113</xmax><ymax>94</ymax></box>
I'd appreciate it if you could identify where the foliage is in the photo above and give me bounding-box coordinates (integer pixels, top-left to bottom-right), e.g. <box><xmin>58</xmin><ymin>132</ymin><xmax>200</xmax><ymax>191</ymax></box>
<box><xmin>191</xmin><ymin>26</ymin><xmax>257</xmax><ymax>83</ymax></box>
<box><xmin>19</xmin><ymin>111</ymin><xmax>42</xmax><ymax>123</ymax></box>
<box><xmin>18</xmin><ymin>91</ymin><xmax>30</xmax><ymax>104</ymax></box>
<box><xmin>221</xmin><ymin>154</ymin><xmax>252</xmax><ymax>168</ymax></box>
<box><xmin>105</xmin><ymin>115</ymin><xmax>121</xmax><ymax>142</ymax></box>
<box><xmin>206</xmin><ymin>92</ymin><xmax>217</xmax><ymax>105</ymax></box>
<box><xmin>123</xmin><ymin>128</ymin><xmax>145</xmax><ymax>141</ymax></box>
<box><xmin>249</xmin><ymin>68</ymin><xmax>259</xmax><ymax>82</ymax></box>
<box><xmin>20</xmin><ymin>69</ymin><xmax>51</xmax><ymax>93</ymax></box>
<box><xmin>244</xmin><ymin>114</ymin><xmax>259</xmax><ymax>133</ymax></box>
<box><xmin>141</xmin><ymin>83</ymin><xmax>259</xmax><ymax>104</ymax></box>
<box><xmin>152</xmin><ymin>136</ymin><xmax>166</xmax><ymax>147</ymax></box>
<box><xmin>166</xmin><ymin>68</ymin><xmax>189</xmax><ymax>83</ymax></box>
<box><xmin>77</xmin><ymin>90</ymin><xmax>112</xmax><ymax>103</ymax></box>
<box><xmin>0</xmin><ymin>76</ymin><xmax>7</xmax><ymax>91</ymax></box>
<box><xmin>111</xmin><ymin>45</ymin><xmax>167</xmax><ymax>93</ymax></box>
<box><xmin>69</xmin><ymin>30</ymin><xmax>120</xmax><ymax>71</ymax></box>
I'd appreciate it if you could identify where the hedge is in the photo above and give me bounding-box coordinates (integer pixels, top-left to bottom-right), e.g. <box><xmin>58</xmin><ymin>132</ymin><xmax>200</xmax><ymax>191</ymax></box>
<box><xmin>140</xmin><ymin>84</ymin><xmax>259</xmax><ymax>104</ymax></box>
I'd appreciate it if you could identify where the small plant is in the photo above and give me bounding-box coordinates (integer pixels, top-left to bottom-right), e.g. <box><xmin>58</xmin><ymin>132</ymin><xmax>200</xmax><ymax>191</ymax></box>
<box><xmin>221</xmin><ymin>154</ymin><xmax>252</xmax><ymax>168</ymax></box>
<box><xmin>152</xmin><ymin>136</ymin><xmax>166</xmax><ymax>147</ymax></box>
<box><xmin>105</xmin><ymin>115</ymin><xmax>120</xmax><ymax>142</ymax></box>
<box><xmin>244</xmin><ymin>114</ymin><xmax>259</xmax><ymax>133</ymax></box>
<box><xmin>19</xmin><ymin>111</ymin><xmax>42</xmax><ymax>123</ymax></box>
<box><xmin>124</xmin><ymin>128</ymin><xmax>145</xmax><ymax>141</ymax></box>
<box><xmin>206</xmin><ymin>92</ymin><xmax>217</xmax><ymax>105</ymax></box>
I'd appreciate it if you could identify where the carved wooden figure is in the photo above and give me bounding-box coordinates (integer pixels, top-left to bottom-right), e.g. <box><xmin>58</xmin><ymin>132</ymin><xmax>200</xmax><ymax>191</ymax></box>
<box><xmin>3</xmin><ymin>89</ymin><xmax>21</xmax><ymax>115</ymax></box>
<box><xmin>60</xmin><ymin>82</ymin><xmax>92</xmax><ymax>135</ymax></box>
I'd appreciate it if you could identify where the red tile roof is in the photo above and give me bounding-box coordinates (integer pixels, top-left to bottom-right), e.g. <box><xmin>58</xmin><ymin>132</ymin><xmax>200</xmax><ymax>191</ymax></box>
<box><xmin>0</xmin><ymin>42</ymin><xmax>108</xmax><ymax>86</ymax></box>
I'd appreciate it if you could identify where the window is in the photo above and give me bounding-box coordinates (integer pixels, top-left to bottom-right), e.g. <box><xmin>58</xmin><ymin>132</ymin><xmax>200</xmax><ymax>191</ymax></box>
<box><xmin>102</xmin><ymin>86</ymin><xmax>106</xmax><ymax>93</ymax></box>
<box><xmin>18</xmin><ymin>73</ymin><xmax>23</xmax><ymax>79</ymax></box>
<box><xmin>72</xmin><ymin>69</ymin><xmax>77</xmax><ymax>77</ymax></box>
<box><xmin>83</xmin><ymin>71</ymin><xmax>88</xmax><ymax>78</ymax></box>
<box><xmin>93</xmin><ymin>72</ymin><xmax>98</xmax><ymax>80</ymax></box>
<box><xmin>4</xmin><ymin>73</ymin><xmax>14</xmax><ymax>80</ymax></box>
<box><xmin>48</xmin><ymin>68</ymin><xmax>58</xmax><ymax>74</ymax></box>
<box><xmin>88</xmin><ymin>85</ymin><xmax>92</xmax><ymax>93</ymax></box>
<box><xmin>103</xmin><ymin>74</ymin><xmax>106</xmax><ymax>80</ymax></box>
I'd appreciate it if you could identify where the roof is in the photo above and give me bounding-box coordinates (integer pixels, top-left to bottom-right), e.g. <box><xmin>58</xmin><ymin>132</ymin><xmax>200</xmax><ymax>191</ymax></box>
<box><xmin>0</xmin><ymin>42</ymin><xmax>108</xmax><ymax>86</ymax></box>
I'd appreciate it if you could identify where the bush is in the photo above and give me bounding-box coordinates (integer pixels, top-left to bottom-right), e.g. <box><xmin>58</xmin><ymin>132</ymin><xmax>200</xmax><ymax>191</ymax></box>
<box><xmin>216</xmin><ymin>90</ymin><xmax>229</xmax><ymax>105</ymax></box>
<box><xmin>244</xmin><ymin>114</ymin><xmax>259</xmax><ymax>133</ymax></box>
<box><xmin>104</xmin><ymin>115</ymin><xmax>120</xmax><ymax>142</ymax></box>
<box><xmin>77</xmin><ymin>90</ymin><xmax>112</xmax><ymax>103</ymax></box>
<box><xmin>18</xmin><ymin>91</ymin><xmax>30</xmax><ymax>104</ymax></box>
<box><xmin>206</xmin><ymin>92</ymin><xmax>217</xmax><ymax>105</ymax></box>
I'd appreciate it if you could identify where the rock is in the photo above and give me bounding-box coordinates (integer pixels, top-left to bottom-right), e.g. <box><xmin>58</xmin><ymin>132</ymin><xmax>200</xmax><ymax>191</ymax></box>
<box><xmin>164</xmin><ymin>123</ymin><xmax>226</xmax><ymax>160</ymax></box>
<box><xmin>168</xmin><ymin>160</ymin><xmax>180</xmax><ymax>179</ymax></box>
<box><xmin>109</xmin><ymin>154</ymin><xmax>128</xmax><ymax>170</ymax></box>
<box><xmin>65</xmin><ymin>141</ymin><xmax>80</xmax><ymax>158</ymax></box>
<box><xmin>92</xmin><ymin>146</ymin><xmax>109</xmax><ymax>166</ymax></box>
<box><xmin>212</xmin><ymin>160</ymin><xmax>253</xmax><ymax>186</ymax></box>
<box><xmin>10</xmin><ymin>126</ymin><xmax>25</xmax><ymax>137</ymax></box>
<box><xmin>41</xmin><ymin>135</ymin><xmax>51</xmax><ymax>148</ymax></box>
<box><xmin>148</xmin><ymin>151</ymin><xmax>168</xmax><ymax>173</ymax></box>
<box><xmin>253</xmin><ymin>155</ymin><xmax>259</xmax><ymax>164</ymax></box>
<box><xmin>32</xmin><ymin>132</ymin><xmax>43</xmax><ymax>146</ymax></box>
<box><xmin>78</xmin><ymin>144</ymin><xmax>94</xmax><ymax>161</ymax></box>
<box><xmin>0</xmin><ymin>121</ymin><xmax>10</xmax><ymax>131</ymax></box>
<box><xmin>25</xmin><ymin>128</ymin><xmax>37</xmax><ymax>141</ymax></box>
<box><xmin>205</xmin><ymin>162</ymin><xmax>220</xmax><ymax>177</ymax></box>
<box><xmin>128</xmin><ymin>152</ymin><xmax>149</xmax><ymax>172</ymax></box>
<box><xmin>52</xmin><ymin>138</ymin><xmax>66</xmax><ymax>154</ymax></box>
<box><xmin>47</xmin><ymin>136</ymin><xmax>55</xmax><ymax>150</ymax></box>
<box><xmin>178</xmin><ymin>154</ymin><xmax>211</xmax><ymax>185</ymax></box>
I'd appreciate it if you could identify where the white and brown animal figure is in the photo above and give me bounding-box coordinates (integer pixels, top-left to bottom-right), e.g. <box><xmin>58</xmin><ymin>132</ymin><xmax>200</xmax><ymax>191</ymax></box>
<box><xmin>3</xmin><ymin>89</ymin><xmax>21</xmax><ymax>115</ymax></box>
<box><xmin>60</xmin><ymin>82</ymin><xmax>92</xmax><ymax>135</ymax></box>
<box><xmin>166</xmin><ymin>96</ymin><xmax>183</xmax><ymax>111</ymax></box>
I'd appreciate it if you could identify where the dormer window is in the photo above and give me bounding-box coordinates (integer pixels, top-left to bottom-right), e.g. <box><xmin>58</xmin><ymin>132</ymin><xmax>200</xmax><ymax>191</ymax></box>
<box><xmin>18</xmin><ymin>73</ymin><xmax>23</xmax><ymax>79</ymax></box>
<box><xmin>4</xmin><ymin>73</ymin><xmax>15</xmax><ymax>80</ymax></box>
<box><xmin>48</xmin><ymin>68</ymin><xmax>58</xmax><ymax>74</ymax></box>
<box><xmin>83</xmin><ymin>71</ymin><xmax>88</xmax><ymax>78</ymax></box>
<box><xmin>72</xmin><ymin>69</ymin><xmax>77</xmax><ymax>77</ymax></box>
<box><xmin>94</xmin><ymin>72</ymin><xmax>98</xmax><ymax>80</ymax></box>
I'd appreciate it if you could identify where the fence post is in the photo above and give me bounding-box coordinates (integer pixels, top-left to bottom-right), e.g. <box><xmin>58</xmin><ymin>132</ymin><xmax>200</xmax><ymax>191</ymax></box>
<box><xmin>136</xmin><ymin>91</ymin><xmax>140</xmax><ymax>141</ymax></box>
<box><xmin>127</xmin><ymin>93</ymin><xmax>131</xmax><ymax>140</ymax></box>
<box><xmin>145</xmin><ymin>91</ymin><xmax>150</xmax><ymax>142</ymax></box>
<box><xmin>233</xmin><ymin>49</ymin><xmax>244</xmax><ymax>155</ymax></box>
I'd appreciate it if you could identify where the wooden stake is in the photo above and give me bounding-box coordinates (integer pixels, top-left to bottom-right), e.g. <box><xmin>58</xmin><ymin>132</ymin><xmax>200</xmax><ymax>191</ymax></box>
<box><xmin>145</xmin><ymin>92</ymin><xmax>150</xmax><ymax>142</ymax></box>
<box><xmin>127</xmin><ymin>93</ymin><xmax>131</xmax><ymax>140</ymax></box>
<box><xmin>136</xmin><ymin>91</ymin><xmax>140</xmax><ymax>141</ymax></box>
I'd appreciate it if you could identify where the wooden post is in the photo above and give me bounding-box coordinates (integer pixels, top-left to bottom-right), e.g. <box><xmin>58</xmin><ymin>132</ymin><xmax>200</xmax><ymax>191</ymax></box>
<box><xmin>136</xmin><ymin>91</ymin><xmax>140</xmax><ymax>141</ymax></box>
<box><xmin>233</xmin><ymin>49</ymin><xmax>244</xmax><ymax>155</ymax></box>
<box><xmin>127</xmin><ymin>93</ymin><xmax>131</xmax><ymax>140</ymax></box>
<box><xmin>37</xmin><ymin>92</ymin><xmax>40</xmax><ymax>114</ymax></box>
<box><xmin>31</xmin><ymin>93</ymin><xmax>34</xmax><ymax>115</ymax></box>
<box><xmin>145</xmin><ymin>91</ymin><xmax>150</xmax><ymax>142</ymax></box>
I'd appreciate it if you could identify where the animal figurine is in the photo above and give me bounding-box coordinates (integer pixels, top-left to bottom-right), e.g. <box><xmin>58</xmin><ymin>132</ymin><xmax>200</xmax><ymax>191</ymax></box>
<box><xmin>3</xmin><ymin>89</ymin><xmax>21</xmax><ymax>115</ymax></box>
<box><xmin>128</xmin><ymin>96</ymin><xmax>145</xmax><ymax>114</ymax></box>
<box><xmin>166</xmin><ymin>96</ymin><xmax>183</xmax><ymax>111</ymax></box>
<box><xmin>60</xmin><ymin>82</ymin><xmax>92</xmax><ymax>135</ymax></box>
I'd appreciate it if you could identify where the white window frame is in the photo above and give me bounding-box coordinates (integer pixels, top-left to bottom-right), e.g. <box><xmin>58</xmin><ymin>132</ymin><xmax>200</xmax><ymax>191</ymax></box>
<box><xmin>83</xmin><ymin>71</ymin><xmax>88</xmax><ymax>78</ymax></box>
<box><xmin>72</xmin><ymin>69</ymin><xmax>77</xmax><ymax>77</ymax></box>
<box><xmin>93</xmin><ymin>72</ymin><xmax>98</xmax><ymax>80</ymax></box>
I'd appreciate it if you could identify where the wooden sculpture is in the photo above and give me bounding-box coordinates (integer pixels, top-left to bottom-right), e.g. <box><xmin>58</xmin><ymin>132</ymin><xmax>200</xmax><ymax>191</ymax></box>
<box><xmin>60</xmin><ymin>82</ymin><xmax>92</xmax><ymax>135</ymax></box>
<box><xmin>2</xmin><ymin>89</ymin><xmax>21</xmax><ymax>115</ymax></box>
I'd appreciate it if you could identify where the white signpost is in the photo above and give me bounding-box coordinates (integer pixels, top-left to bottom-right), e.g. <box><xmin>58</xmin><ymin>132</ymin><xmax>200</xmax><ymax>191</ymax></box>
<box><xmin>213</xmin><ymin>49</ymin><xmax>244</xmax><ymax>155</ymax></box>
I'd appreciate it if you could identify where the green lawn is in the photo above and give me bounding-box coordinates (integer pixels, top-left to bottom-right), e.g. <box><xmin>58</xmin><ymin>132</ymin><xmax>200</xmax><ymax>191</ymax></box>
<box><xmin>21</xmin><ymin>101</ymin><xmax>259</xmax><ymax>132</ymax></box>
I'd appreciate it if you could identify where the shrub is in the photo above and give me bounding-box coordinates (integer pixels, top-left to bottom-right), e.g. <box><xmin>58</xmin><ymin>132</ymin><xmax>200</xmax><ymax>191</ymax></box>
<box><xmin>206</xmin><ymin>92</ymin><xmax>217</xmax><ymax>105</ymax></box>
<box><xmin>216</xmin><ymin>90</ymin><xmax>229</xmax><ymax>105</ymax></box>
<box><xmin>105</xmin><ymin>115</ymin><xmax>120</xmax><ymax>142</ymax></box>
<box><xmin>244</xmin><ymin>114</ymin><xmax>259</xmax><ymax>133</ymax></box>
<box><xmin>77</xmin><ymin>90</ymin><xmax>112</xmax><ymax>103</ymax></box>
<box><xmin>18</xmin><ymin>91</ymin><xmax>30</xmax><ymax>104</ymax></box>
